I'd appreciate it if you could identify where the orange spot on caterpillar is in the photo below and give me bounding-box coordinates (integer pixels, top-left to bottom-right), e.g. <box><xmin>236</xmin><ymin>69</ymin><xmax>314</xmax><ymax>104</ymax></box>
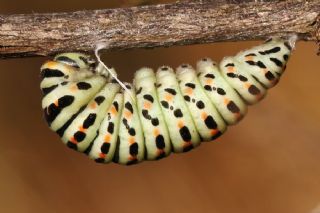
<box><xmin>205</xmin><ymin>79</ymin><xmax>213</xmax><ymax>84</ymax></box>
<box><xmin>104</xmin><ymin>134</ymin><xmax>111</xmax><ymax>143</ymax></box>
<box><xmin>70</xmin><ymin>84</ymin><xmax>78</xmax><ymax>92</ymax></box>
<box><xmin>90</xmin><ymin>102</ymin><xmax>97</xmax><ymax>109</ymax></box>
<box><xmin>201</xmin><ymin>112</ymin><xmax>207</xmax><ymax>120</ymax></box>
<box><xmin>124</xmin><ymin>110</ymin><xmax>132</xmax><ymax>119</ymax></box>
<box><xmin>143</xmin><ymin>101</ymin><xmax>152</xmax><ymax>110</ymax></box>
<box><xmin>99</xmin><ymin>153</ymin><xmax>106</xmax><ymax>158</ymax></box>
<box><xmin>210</xmin><ymin>129</ymin><xmax>219</xmax><ymax>136</ymax></box>
<box><xmin>184</xmin><ymin>87</ymin><xmax>193</xmax><ymax>95</ymax></box>
<box><xmin>79</xmin><ymin>126</ymin><xmax>85</xmax><ymax>132</ymax></box>
<box><xmin>177</xmin><ymin>120</ymin><xmax>184</xmax><ymax>128</ymax></box>
<box><xmin>70</xmin><ymin>137</ymin><xmax>77</xmax><ymax>144</ymax></box>
<box><xmin>164</xmin><ymin>94</ymin><xmax>173</xmax><ymax>102</ymax></box>
<box><xmin>129</xmin><ymin>137</ymin><xmax>135</xmax><ymax>144</ymax></box>
<box><xmin>227</xmin><ymin>67</ymin><xmax>235</xmax><ymax>72</ymax></box>
<box><xmin>45</xmin><ymin>61</ymin><xmax>58</xmax><ymax>69</ymax></box>
<box><xmin>183</xmin><ymin>141</ymin><xmax>192</xmax><ymax>148</ymax></box>
<box><xmin>245</xmin><ymin>56</ymin><xmax>254</xmax><ymax>61</ymax></box>
<box><xmin>153</xmin><ymin>128</ymin><xmax>160</xmax><ymax>136</ymax></box>
<box><xmin>235</xmin><ymin>112</ymin><xmax>242</xmax><ymax>120</ymax></box>
<box><xmin>129</xmin><ymin>156</ymin><xmax>137</xmax><ymax>161</ymax></box>
<box><xmin>110</xmin><ymin>106</ymin><xmax>117</xmax><ymax>116</ymax></box>
<box><xmin>223</xmin><ymin>98</ymin><xmax>229</xmax><ymax>105</ymax></box>
<box><xmin>244</xmin><ymin>83</ymin><xmax>251</xmax><ymax>89</ymax></box>
<box><xmin>54</xmin><ymin>100</ymin><xmax>59</xmax><ymax>107</ymax></box>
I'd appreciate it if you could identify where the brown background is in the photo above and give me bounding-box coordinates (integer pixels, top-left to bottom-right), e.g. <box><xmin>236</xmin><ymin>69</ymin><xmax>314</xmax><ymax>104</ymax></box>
<box><xmin>1</xmin><ymin>1</ymin><xmax>320</xmax><ymax>213</ymax></box>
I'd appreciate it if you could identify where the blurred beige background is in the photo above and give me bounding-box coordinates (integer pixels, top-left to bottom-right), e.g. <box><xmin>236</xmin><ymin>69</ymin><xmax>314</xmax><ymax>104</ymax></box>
<box><xmin>1</xmin><ymin>1</ymin><xmax>320</xmax><ymax>213</ymax></box>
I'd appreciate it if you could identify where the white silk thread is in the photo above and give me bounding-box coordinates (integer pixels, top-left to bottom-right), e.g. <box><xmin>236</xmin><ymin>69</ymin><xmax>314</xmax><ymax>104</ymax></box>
<box><xmin>94</xmin><ymin>42</ymin><xmax>135</xmax><ymax>101</ymax></box>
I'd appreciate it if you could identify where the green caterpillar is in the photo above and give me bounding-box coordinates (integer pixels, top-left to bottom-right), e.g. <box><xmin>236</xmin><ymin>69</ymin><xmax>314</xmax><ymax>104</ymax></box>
<box><xmin>40</xmin><ymin>37</ymin><xmax>295</xmax><ymax>165</ymax></box>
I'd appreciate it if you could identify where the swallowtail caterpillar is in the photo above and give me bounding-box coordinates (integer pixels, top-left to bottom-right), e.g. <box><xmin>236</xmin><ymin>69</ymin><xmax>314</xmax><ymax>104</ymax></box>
<box><xmin>40</xmin><ymin>37</ymin><xmax>296</xmax><ymax>165</ymax></box>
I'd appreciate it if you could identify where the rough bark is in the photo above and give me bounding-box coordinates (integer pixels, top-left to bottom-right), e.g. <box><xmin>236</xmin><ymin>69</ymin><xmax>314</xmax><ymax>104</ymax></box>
<box><xmin>0</xmin><ymin>0</ymin><xmax>319</xmax><ymax>59</ymax></box>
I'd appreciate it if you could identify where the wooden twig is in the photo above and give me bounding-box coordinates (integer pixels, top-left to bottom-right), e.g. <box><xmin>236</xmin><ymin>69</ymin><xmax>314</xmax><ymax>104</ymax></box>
<box><xmin>0</xmin><ymin>0</ymin><xmax>319</xmax><ymax>59</ymax></box>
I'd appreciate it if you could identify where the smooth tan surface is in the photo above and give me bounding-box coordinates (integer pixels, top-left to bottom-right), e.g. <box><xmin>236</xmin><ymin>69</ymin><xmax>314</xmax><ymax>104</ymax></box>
<box><xmin>1</xmin><ymin>1</ymin><xmax>320</xmax><ymax>213</ymax></box>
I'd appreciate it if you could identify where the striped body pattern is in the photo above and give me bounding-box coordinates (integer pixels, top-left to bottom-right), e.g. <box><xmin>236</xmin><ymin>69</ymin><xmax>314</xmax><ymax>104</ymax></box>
<box><xmin>40</xmin><ymin>38</ymin><xmax>294</xmax><ymax>165</ymax></box>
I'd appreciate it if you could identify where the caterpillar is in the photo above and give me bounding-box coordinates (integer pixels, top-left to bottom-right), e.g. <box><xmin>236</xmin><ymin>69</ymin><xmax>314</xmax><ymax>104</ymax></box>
<box><xmin>40</xmin><ymin>37</ymin><xmax>295</xmax><ymax>165</ymax></box>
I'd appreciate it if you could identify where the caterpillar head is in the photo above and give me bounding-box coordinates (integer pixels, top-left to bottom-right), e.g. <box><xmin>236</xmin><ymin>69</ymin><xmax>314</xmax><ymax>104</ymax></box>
<box><xmin>54</xmin><ymin>53</ymin><xmax>96</xmax><ymax>70</ymax></box>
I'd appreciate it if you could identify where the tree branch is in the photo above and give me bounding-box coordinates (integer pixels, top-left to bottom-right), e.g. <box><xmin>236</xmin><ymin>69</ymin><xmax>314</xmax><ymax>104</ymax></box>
<box><xmin>0</xmin><ymin>0</ymin><xmax>319</xmax><ymax>59</ymax></box>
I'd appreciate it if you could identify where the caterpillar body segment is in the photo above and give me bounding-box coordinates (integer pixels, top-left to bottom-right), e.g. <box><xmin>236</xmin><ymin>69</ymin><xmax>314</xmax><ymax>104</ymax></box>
<box><xmin>40</xmin><ymin>61</ymin><xmax>76</xmax><ymax>89</ymax></box>
<box><xmin>220</xmin><ymin>57</ymin><xmax>267</xmax><ymax>104</ymax></box>
<box><xmin>113</xmin><ymin>83</ymin><xmax>145</xmax><ymax>165</ymax></box>
<box><xmin>54</xmin><ymin>53</ymin><xmax>96</xmax><ymax>70</ymax></box>
<box><xmin>134</xmin><ymin>68</ymin><xmax>171</xmax><ymax>160</ymax></box>
<box><xmin>236</xmin><ymin>38</ymin><xmax>293</xmax><ymax>85</ymax></box>
<box><xmin>41</xmin><ymin>59</ymin><xmax>107</xmax><ymax>132</ymax></box>
<box><xmin>176</xmin><ymin>64</ymin><xmax>227</xmax><ymax>141</ymax></box>
<box><xmin>89</xmin><ymin>93</ymin><xmax>124</xmax><ymax>163</ymax></box>
<box><xmin>61</xmin><ymin>83</ymin><xmax>120</xmax><ymax>152</ymax></box>
<box><xmin>156</xmin><ymin>66</ymin><xmax>201</xmax><ymax>153</ymax></box>
<box><xmin>40</xmin><ymin>38</ymin><xmax>295</xmax><ymax>165</ymax></box>
<box><xmin>196</xmin><ymin>59</ymin><xmax>247</xmax><ymax>125</ymax></box>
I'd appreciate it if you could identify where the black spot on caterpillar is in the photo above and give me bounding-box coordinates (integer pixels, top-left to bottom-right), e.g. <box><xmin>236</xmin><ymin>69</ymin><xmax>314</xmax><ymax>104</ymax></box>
<box><xmin>40</xmin><ymin>37</ymin><xmax>295</xmax><ymax>165</ymax></box>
